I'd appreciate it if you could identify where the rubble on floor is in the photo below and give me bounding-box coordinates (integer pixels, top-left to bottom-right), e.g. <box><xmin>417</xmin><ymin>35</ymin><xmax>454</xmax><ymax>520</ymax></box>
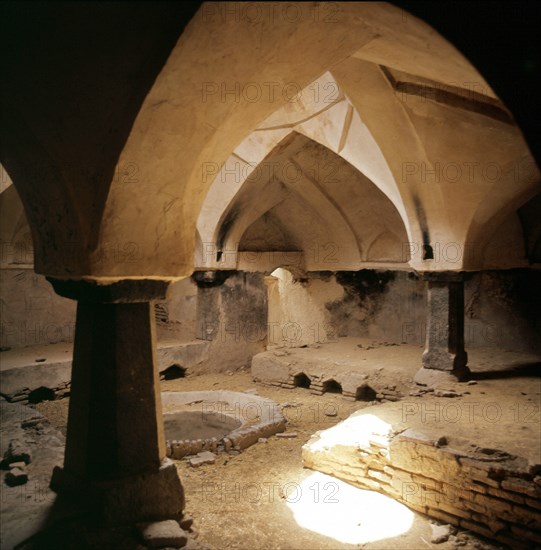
<box><xmin>188</xmin><ymin>452</ymin><xmax>216</xmax><ymax>467</ymax></box>
<box><xmin>137</xmin><ymin>520</ymin><xmax>188</xmax><ymax>548</ymax></box>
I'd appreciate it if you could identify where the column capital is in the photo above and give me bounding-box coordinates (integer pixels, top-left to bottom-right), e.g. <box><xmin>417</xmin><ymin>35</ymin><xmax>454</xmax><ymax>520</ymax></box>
<box><xmin>46</xmin><ymin>278</ymin><xmax>169</xmax><ymax>303</ymax></box>
<box><xmin>191</xmin><ymin>270</ymin><xmax>235</xmax><ymax>288</ymax></box>
<box><xmin>421</xmin><ymin>271</ymin><xmax>466</xmax><ymax>283</ymax></box>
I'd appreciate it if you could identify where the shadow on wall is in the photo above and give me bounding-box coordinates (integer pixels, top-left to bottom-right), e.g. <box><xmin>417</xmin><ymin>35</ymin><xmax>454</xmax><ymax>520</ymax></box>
<box><xmin>324</xmin><ymin>269</ymin><xmax>541</xmax><ymax>353</ymax></box>
<box><xmin>192</xmin><ymin>271</ymin><xmax>268</xmax><ymax>372</ymax></box>
<box><xmin>0</xmin><ymin>270</ymin><xmax>76</xmax><ymax>350</ymax></box>
<box><xmin>464</xmin><ymin>269</ymin><xmax>541</xmax><ymax>353</ymax></box>
<box><xmin>247</xmin><ymin>267</ymin><xmax>541</xmax><ymax>356</ymax></box>
<box><xmin>326</xmin><ymin>270</ymin><xmax>396</xmax><ymax>338</ymax></box>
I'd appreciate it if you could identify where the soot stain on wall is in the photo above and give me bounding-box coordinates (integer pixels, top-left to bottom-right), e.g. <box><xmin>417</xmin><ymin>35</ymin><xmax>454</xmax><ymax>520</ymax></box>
<box><xmin>325</xmin><ymin>270</ymin><xmax>395</xmax><ymax>337</ymax></box>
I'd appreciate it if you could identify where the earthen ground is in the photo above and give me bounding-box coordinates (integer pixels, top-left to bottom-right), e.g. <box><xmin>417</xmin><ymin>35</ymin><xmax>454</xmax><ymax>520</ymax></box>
<box><xmin>25</xmin><ymin>339</ymin><xmax>539</xmax><ymax>550</ymax></box>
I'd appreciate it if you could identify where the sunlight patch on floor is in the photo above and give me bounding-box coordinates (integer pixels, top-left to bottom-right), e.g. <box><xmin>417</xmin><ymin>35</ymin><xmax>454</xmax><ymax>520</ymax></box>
<box><xmin>287</xmin><ymin>471</ymin><xmax>414</xmax><ymax>544</ymax></box>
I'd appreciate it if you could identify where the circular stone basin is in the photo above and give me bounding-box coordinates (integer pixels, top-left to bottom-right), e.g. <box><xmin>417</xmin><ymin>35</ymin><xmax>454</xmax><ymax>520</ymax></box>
<box><xmin>161</xmin><ymin>390</ymin><xmax>286</xmax><ymax>458</ymax></box>
<box><xmin>164</xmin><ymin>410</ymin><xmax>241</xmax><ymax>441</ymax></box>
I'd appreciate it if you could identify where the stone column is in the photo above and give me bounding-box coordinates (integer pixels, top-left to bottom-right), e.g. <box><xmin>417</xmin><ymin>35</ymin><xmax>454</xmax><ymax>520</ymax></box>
<box><xmin>414</xmin><ymin>272</ymin><xmax>471</xmax><ymax>385</ymax></box>
<box><xmin>47</xmin><ymin>279</ymin><xmax>184</xmax><ymax>524</ymax></box>
<box><xmin>192</xmin><ymin>270</ymin><xmax>234</xmax><ymax>341</ymax></box>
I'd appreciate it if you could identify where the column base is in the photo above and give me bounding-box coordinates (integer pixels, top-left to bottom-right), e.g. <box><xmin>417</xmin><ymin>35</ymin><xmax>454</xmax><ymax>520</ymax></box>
<box><xmin>50</xmin><ymin>458</ymin><xmax>184</xmax><ymax>525</ymax></box>
<box><xmin>422</xmin><ymin>348</ymin><xmax>468</xmax><ymax>371</ymax></box>
<box><xmin>414</xmin><ymin>365</ymin><xmax>471</xmax><ymax>386</ymax></box>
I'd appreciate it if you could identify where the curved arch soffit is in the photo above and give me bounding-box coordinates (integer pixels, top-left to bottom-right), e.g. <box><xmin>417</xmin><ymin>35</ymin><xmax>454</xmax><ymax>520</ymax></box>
<box><xmin>199</xmin><ymin>131</ymin><xmax>411</xmax><ymax>269</ymax></box>
<box><xmin>196</xmin><ymin>72</ymin><xmax>412</xmax><ymax>254</ymax></box>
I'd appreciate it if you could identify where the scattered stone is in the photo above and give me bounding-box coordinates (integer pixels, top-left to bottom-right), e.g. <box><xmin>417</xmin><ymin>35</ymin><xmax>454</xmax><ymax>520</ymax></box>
<box><xmin>382</xmin><ymin>395</ymin><xmax>401</xmax><ymax>402</ymax></box>
<box><xmin>435</xmin><ymin>436</ymin><xmax>448</xmax><ymax>448</ymax></box>
<box><xmin>34</xmin><ymin>358</ymin><xmax>46</xmax><ymax>363</ymax></box>
<box><xmin>137</xmin><ymin>520</ymin><xmax>188</xmax><ymax>549</ymax></box>
<box><xmin>228</xmin><ymin>450</ymin><xmax>240</xmax><ymax>456</ymax></box>
<box><xmin>21</xmin><ymin>418</ymin><xmax>42</xmax><ymax>429</ymax></box>
<box><xmin>280</xmin><ymin>402</ymin><xmax>301</xmax><ymax>409</ymax></box>
<box><xmin>30</xmin><ymin>423</ymin><xmax>46</xmax><ymax>435</ymax></box>
<box><xmin>434</xmin><ymin>389</ymin><xmax>461</xmax><ymax>398</ymax></box>
<box><xmin>276</xmin><ymin>432</ymin><xmax>297</xmax><ymax>439</ymax></box>
<box><xmin>258</xmin><ymin>438</ymin><xmax>268</xmax><ymax>443</ymax></box>
<box><xmin>430</xmin><ymin>523</ymin><xmax>452</xmax><ymax>544</ymax></box>
<box><xmin>273</xmin><ymin>350</ymin><xmax>288</xmax><ymax>357</ymax></box>
<box><xmin>188</xmin><ymin>451</ymin><xmax>216</xmax><ymax>467</ymax></box>
<box><xmin>4</xmin><ymin>439</ymin><xmax>32</xmax><ymax>465</ymax></box>
<box><xmin>8</xmin><ymin>461</ymin><xmax>27</xmax><ymax>470</ymax></box>
<box><xmin>8</xmin><ymin>394</ymin><xmax>29</xmax><ymax>403</ymax></box>
<box><xmin>40</xmin><ymin>435</ymin><xmax>64</xmax><ymax>448</ymax></box>
<box><xmin>179</xmin><ymin>515</ymin><xmax>194</xmax><ymax>531</ymax></box>
<box><xmin>5</xmin><ymin>468</ymin><xmax>28</xmax><ymax>486</ymax></box>
<box><xmin>467</xmin><ymin>380</ymin><xmax>477</xmax><ymax>385</ymax></box>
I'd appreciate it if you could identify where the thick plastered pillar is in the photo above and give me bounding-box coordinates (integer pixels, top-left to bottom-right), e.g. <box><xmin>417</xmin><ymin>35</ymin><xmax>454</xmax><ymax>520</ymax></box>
<box><xmin>48</xmin><ymin>279</ymin><xmax>184</xmax><ymax>524</ymax></box>
<box><xmin>192</xmin><ymin>270</ymin><xmax>234</xmax><ymax>341</ymax></box>
<box><xmin>414</xmin><ymin>272</ymin><xmax>471</xmax><ymax>385</ymax></box>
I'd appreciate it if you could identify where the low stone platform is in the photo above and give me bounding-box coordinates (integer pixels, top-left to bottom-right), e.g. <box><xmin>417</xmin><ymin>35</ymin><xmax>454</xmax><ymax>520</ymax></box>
<box><xmin>252</xmin><ymin>337</ymin><xmax>541</xmax><ymax>402</ymax></box>
<box><xmin>0</xmin><ymin>339</ymin><xmax>209</xmax><ymax>403</ymax></box>
<box><xmin>252</xmin><ymin>338</ymin><xmax>420</xmax><ymax>401</ymax></box>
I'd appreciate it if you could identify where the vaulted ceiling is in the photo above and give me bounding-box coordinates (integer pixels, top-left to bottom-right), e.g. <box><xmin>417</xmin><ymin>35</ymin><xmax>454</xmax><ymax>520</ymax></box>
<box><xmin>1</xmin><ymin>2</ymin><xmax>539</xmax><ymax>280</ymax></box>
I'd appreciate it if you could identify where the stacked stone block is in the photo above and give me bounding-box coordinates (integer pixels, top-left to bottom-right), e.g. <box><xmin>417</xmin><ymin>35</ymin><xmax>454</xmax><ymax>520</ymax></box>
<box><xmin>303</xmin><ymin>426</ymin><xmax>541</xmax><ymax>547</ymax></box>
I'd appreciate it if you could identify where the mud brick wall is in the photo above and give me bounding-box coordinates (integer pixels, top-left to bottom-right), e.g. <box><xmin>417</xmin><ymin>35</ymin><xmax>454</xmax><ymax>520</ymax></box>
<box><xmin>303</xmin><ymin>428</ymin><xmax>541</xmax><ymax>547</ymax></box>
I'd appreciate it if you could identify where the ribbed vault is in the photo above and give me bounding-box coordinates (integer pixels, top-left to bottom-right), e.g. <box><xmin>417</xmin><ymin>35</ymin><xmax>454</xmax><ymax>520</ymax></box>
<box><xmin>1</xmin><ymin>2</ymin><xmax>539</xmax><ymax>280</ymax></box>
<box><xmin>197</xmin><ymin>130</ymin><xmax>409</xmax><ymax>272</ymax></box>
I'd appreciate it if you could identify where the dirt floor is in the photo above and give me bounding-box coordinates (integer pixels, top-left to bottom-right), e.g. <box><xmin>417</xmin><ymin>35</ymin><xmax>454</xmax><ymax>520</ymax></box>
<box><xmin>1</xmin><ymin>337</ymin><xmax>536</xmax><ymax>549</ymax></box>
<box><xmin>30</xmin><ymin>360</ymin><xmax>541</xmax><ymax>550</ymax></box>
